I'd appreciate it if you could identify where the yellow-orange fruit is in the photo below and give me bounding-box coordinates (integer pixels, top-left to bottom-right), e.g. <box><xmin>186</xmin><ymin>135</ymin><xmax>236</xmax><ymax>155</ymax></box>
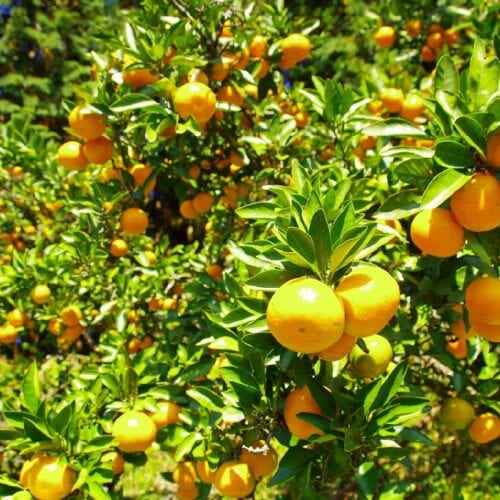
<box><xmin>173</xmin><ymin>82</ymin><xmax>216</xmax><ymax>124</ymax></box>
<box><xmin>266</xmin><ymin>277</ymin><xmax>344</xmax><ymax>353</ymax></box>
<box><xmin>68</xmin><ymin>105</ymin><xmax>106</xmax><ymax>140</ymax></box>
<box><xmin>110</xmin><ymin>238</ymin><xmax>128</xmax><ymax>258</ymax></box>
<box><xmin>468</xmin><ymin>413</ymin><xmax>500</xmax><ymax>443</ymax></box>
<box><xmin>120</xmin><ymin>207</ymin><xmax>149</xmax><ymax>235</ymax></box>
<box><xmin>469</xmin><ymin>318</ymin><xmax>500</xmax><ymax>343</ymax></box>
<box><xmin>179</xmin><ymin>199</ymin><xmax>198</xmax><ymax>220</ymax></box>
<box><xmin>60</xmin><ymin>305</ymin><xmax>82</xmax><ymax>327</ymax></box>
<box><xmin>26</xmin><ymin>455</ymin><xmax>76</xmax><ymax>500</ymax></box>
<box><xmin>249</xmin><ymin>35</ymin><xmax>268</xmax><ymax>58</ymax></box>
<box><xmin>192</xmin><ymin>192</ymin><xmax>214</xmax><ymax>214</ymax></box>
<box><xmin>130</xmin><ymin>163</ymin><xmax>156</xmax><ymax>196</ymax></box>
<box><xmin>122</xmin><ymin>67</ymin><xmax>159</xmax><ymax>89</ymax></box>
<box><xmin>148</xmin><ymin>401</ymin><xmax>182</xmax><ymax>429</ymax></box>
<box><xmin>196</xmin><ymin>460</ymin><xmax>217</xmax><ymax>484</ymax></box>
<box><xmin>446</xmin><ymin>337</ymin><xmax>467</xmax><ymax>359</ymax></box>
<box><xmin>111</xmin><ymin>410</ymin><xmax>157</xmax><ymax>452</ymax></box>
<box><xmin>380</xmin><ymin>88</ymin><xmax>404</xmax><ymax>113</ymax></box>
<box><xmin>239</xmin><ymin>440</ymin><xmax>278</xmax><ymax>478</ymax></box>
<box><xmin>486</xmin><ymin>132</ymin><xmax>500</xmax><ymax>168</ymax></box>
<box><xmin>82</xmin><ymin>136</ymin><xmax>113</xmax><ymax>164</ymax></box>
<box><xmin>374</xmin><ymin>26</ymin><xmax>396</xmax><ymax>48</ymax></box>
<box><xmin>283</xmin><ymin>386</ymin><xmax>325</xmax><ymax>440</ymax></box>
<box><xmin>318</xmin><ymin>332</ymin><xmax>357</xmax><ymax>361</ymax></box>
<box><xmin>450</xmin><ymin>172</ymin><xmax>500</xmax><ymax>232</ymax></box>
<box><xmin>449</xmin><ymin>304</ymin><xmax>475</xmax><ymax>340</ymax></box>
<box><xmin>280</xmin><ymin>33</ymin><xmax>312</xmax><ymax>67</ymax></box>
<box><xmin>57</xmin><ymin>141</ymin><xmax>88</xmax><ymax>171</ymax></box>
<box><xmin>216</xmin><ymin>83</ymin><xmax>244</xmax><ymax>108</ymax></box>
<box><xmin>400</xmin><ymin>94</ymin><xmax>425</xmax><ymax>121</ymax></box>
<box><xmin>172</xmin><ymin>461</ymin><xmax>197</xmax><ymax>489</ymax></box>
<box><xmin>335</xmin><ymin>265</ymin><xmax>400</xmax><ymax>338</ymax></box>
<box><xmin>465</xmin><ymin>276</ymin><xmax>500</xmax><ymax>326</ymax></box>
<box><xmin>214</xmin><ymin>461</ymin><xmax>255</xmax><ymax>498</ymax></box>
<box><xmin>410</xmin><ymin>208</ymin><xmax>465</xmax><ymax>257</ymax></box>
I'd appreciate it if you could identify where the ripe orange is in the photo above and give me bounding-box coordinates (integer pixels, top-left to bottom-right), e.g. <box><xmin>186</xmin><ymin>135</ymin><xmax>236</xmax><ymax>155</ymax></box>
<box><xmin>374</xmin><ymin>26</ymin><xmax>396</xmax><ymax>48</ymax></box>
<box><xmin>177</xmin><ymin>486</ymin><xmax>199</xmax><ymax>500</ymax></box>
<box><xmin>426</xmin><ymin>32</ymin><xmax>444</xmax><ymax>49</ymax></box>
<box><xmin>127</xmin><ymin>337</ymin><xmax>141</xmax><ymax>354</ymax></box>
<box><xmin>196</xmin><ymin>460</ymin><xmax>217</xmax><ymax>483</ymax></box>
<box><xmin>179</xmin><ymin>199</ymin><xmax>198</xmax><ymax>220</ymax></box>
<box><xmin>446</xmin><ymin>337</ymin><xmax>467</xmax><ymax>359</ymax></box>
<box><xmin>440</xmin><ymin>397</ymin><xmax>475</xmax><ymax>430</ymax></box>
<box><xmin>60</xmin><ymin>305</ymin><xmax>82</xmax><ymax>327</ymax></box>
<box><xmin>359</xmin><ymin>135</ymin><xmax>376</xmax><ymax>150</ymax></box>
<box><xmin>405</xmin><ymin>19</ymin><xmax>422</xmax><ymax>38</ymax></box>
<box><xmin>173</xmin><ymin>82</ymin><xmax>216</xmax><ymax>124</ymax></box>
<box><xmin>31</xmin><ymin>284</ymin><xmax>51</xmax><ymax>305</ymax></box>
<box><xmin>380</xmin><ymin>88</ymin><xmax>404</xmax><ymax>113</ymax></box>
<box><xmin>239</xmin><ymin>439</ymin><xmax>278</xmax><ymax>478</ymax></box>
<box><xmin>421</xmin><ymin>45</ymin><xmax>437</xmax><ymax>62</ymax></box>
<box><xmin>111</xmin><ymin>410</ymin><xmax>157</xmax><ymax>452</ymax></box>
<box><xmin>68</xmin><ymin>104</ymin><xmax>106</xmax><ymax>140</ymax></box>
<box><xmin>82</xmin><ymin>136</ymin><xmax>113</xmax><ymax>164</ymax></box>
<box><xmin>172</xmin><ymin>461</ymin><xmax>198</xmax><ymax>489</ymax></box>
<box><xmin>57</xmin><ymin>141</ymin><xmax>88</xmax><ymax>171</ymax></box>
<box><xmin>101</xmin><ymin>451</ymin><xmax>125</xmax><ymax>475</ymax></box>
<box><xmin>256</xmin><ymin>58</ymin><xmax>270</xmax><ymax>78</ymax></box>
<box><xmin>449</xmin><ymin>304</ymin><xmax>475</xmax><ymax>340</ymax></box>
<box><xmin>148</xmin><ymin>401</ymin><xmax>182</xmax><ymax>429</ymax></box>
<box><xmin>318</xmin><ymin>332</ymin><xmax>357</xmax><ymax>361</ymax></box>
<box><xmin>284</xmin><ymin>385</ymin><xmax>326</xmax><ymax>440</ymax></box>
<box><xmin>410</xmin><ymin>208</ymin><xmax>465</xmax><ymax>257</ymax></box>
<box><xmin>216</xmin><ymin>83</ymin><xmax>244</xmax><ymax>108</ymax></box>
<box><xmin>266</xmin><ymin>277</ymin><xmax>344</xmax><ymax>353</ymax></box>
<box><xmin>335</xmin><ymin>264</ymin><xmax>400</xmax><ymax>338</ymax></box>
<box><xmin>214</xmin><ymin>460</ymin><xmax>256</xmax><ymax>498</ymax></box>
<box><xmin>26</xmin><ymin>455</ymin><xmax>76</xmax><ymax>500</ymax></box>
<box><xmin>110</xmin><ymin>238</ymin><xmax>128</xmax><ymax>258</ymax></box>
<box><xmin>6</xmin><ymin>308</ymin><xmax>26</xmax><ymax>327</ymax></box>
<box><xmin>450</xmin><ymin>172</ymin><xmax>500</xmax><ymax>232</ymax></box>
<box><xmin>486</xmin><ymin>131</ymin><xmax>500</xmax><ymax>168</ymax></box>
<box><xmin>0</xmin><ymin>324</ymin><xmax>17</xmax><ymax>343</ymax></box>
<box><xmin>209</xmin><ymin>57</ymin><xmax>231</xmax><ymax>81</ymax></box>
<box><xmin>206</xmin><ymin>263</ymin><xmax>223</xmax><ymax>281</ymax></box>
<box><xmin>469</xmin><ymin>318</ymin><xmax>500</xmax><ymax>343</ymax></box>
<box><xmin>280</xmin><ymin>33</ymin><xmax>312</xmax><ymax>68</ymax></box>
<box><xmin>444</xmin><ymin>29</ymin><xmax>459</xmax><ymax>45</ymax></box>
<box><xmin>349</xmin><ymin>334</ymin><xmax>393</xmax><ymax>378</ymax></box>
<box><xmin>249</xmin><ymin>35</ymin><xmax>268</xmax><ymax>58</ymax></box>
<box><xmin>192</xmin><ymin>192</ymin><xmax>214</xmax><ymax>214</ymax></box>
<box><xmin>122</xmin><ymin>67</ymin><xmax>159</xmax><ymax>90</ymax></box>
<box><xmin>468</xmin><ymin>413</ymin><xmax>500</xmax><ymax>444</ymax></box>
<box><xmin>465</xmin><ymin>276</ymin><xmax>500</xmax><ymax>326</ymax></box>
<box><xmin>20</xmin><ymin>453</ymin><xmax>46</xmax><ymax>487</ymax></box>
<box><xmin>130</xmin><ymin>163</ymin><xmax>156</xmax><ymax>196</ymax></box>
<box><xmin>399</xmin><ymin>94</ymin><xmax>424</xmax><ymax>121</ymax></box>
<box><xmin>120</xmin><ymin>207</ymin><xmax>149</xmax><ymax>235</ymax></box>
<box><xmin>62</xmin><ymin>323</ymin><xmax>84</xmax><ymax>341</ymax></box>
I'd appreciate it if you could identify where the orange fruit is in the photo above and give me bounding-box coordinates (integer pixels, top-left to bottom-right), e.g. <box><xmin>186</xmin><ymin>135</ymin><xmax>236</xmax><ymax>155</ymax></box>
<box><xmin>318</xmin><ymin>332</ymin><xmax>357</xmax><ymax>361</ymax></box>
<box><xmin>427</xmin><ymin>23</ymin><xmax>445</xmax><ymax>35</ymax></box>
<box><xmin>68</xmin><ymin>104</ymin><xmax>106</xmax><ymax>140</ymax></box>
<box><xmin>140</xmin><ymin>336</ymin><xmax>154</xmax><ymax>349</ymax></box>
<box><xmin>209</xmin><ymin>57</ymin><xmax>231</xmax><ymax>81</ymax></box>
<box><xmin>122</xmin><ymin>67</ymin><xmax>159</xmax><ymax>90</ymax></box>
<box><xmin>359</xmin><ymin>135</ymin><xmax>376</xmax><ymax>150</ymax></box>
<box><xmin>20</xmin><ymin>454</ymin><xmax>46</xmax><ymax>487</ymax></box>
<box><xmin>444</xmin><ymin>29</ymin><xmax>459</xmax><ymax>45</ymax></box>
<box><xmin>214</xmin><ymin>460</ymin><xmax>255</xmax><ymax>498</ymax></box>
<box><xmin>421</xmin><ymin>45</ymin><xmax>437</xmax><ymax>62</ymax></box>
<box><xmin>120</xmin><ymin>207</ymin><xmax>149</xmax><ymax>235</ymax></box>
<box><xmin>280</xmin><ymin>33</ymin><xmax>312</xmax><ymax>67</ymax></box>
<box><xmin>335</xmin><ymin>264</ymin><xmax>400</xmax><ymax>338</ymax></box>
<box><xmin>162</xmin><ymin>46</ymin><xmax>177</xmax><ymax>65</ymax></box>
<box><xmin>349</xmin><ymin>335</ymin><xmax>393</xmax><ymax>378</ymax></box>
<box><xmin>192</xmin><ymin>192</ymin><xmax>214</xmax><ymax>214</ymax></box>
<box><xmin>60</xmin><ymin>305</ymin><xmax>82</xmax><ymax>327</ymax></box>
<box><xmin>6</xmin><ymin>308</ymin><xmax>26</xmax><ymax>328</ymax></box>
<box><xmin>62</xmin><ymin>323</ymin><xmax>84</xmax><ymax>341</ymax></box>
<box><xmin>173</xmin><ymin>82</ymin><xmax>216</xmax><ymax>124</ymax></box>
<box><xmin>469</xmin><ymin>318</ymin><xmax>500</xmax><ymax>343</ymax></box>
<box><xmin>368</xmin><ymin>99</ymin><xmax>383</xmax><ymax>115</ymax></box>
<box><xmin>405</xmin><ymin>19</ymin><xmax>422</xmax><ymax>38</ymax></box>
<box><xmin>206</xmin><ymin>263</ymin><xmax>223</xmax><ymax>281</ymax></box>
<box><xmin>177</xmin><ymin>486</ymin><xmax>199</xmax><ymax>500</ymax></box>
<box><xmin>468</xmin><ymin>413</ymin><xmax>500</xmax><ymax>444</ymax></box>
<box><xmin>148</xmin><ymin>401</ymin><xmax>182</xmax><ymax>429</ymax></box>
<box><xmin>239</xmin><ymin>439</ymin><xmax>278</xmax><ymax>478</ymax></box>
<box><xmin>380</xmin><ymin>88</ymin><xmax>404</xmax><ymax>113</ymax></box>
<box><xmin>446</xmin><ymin>337</ymin><xmax>467</xmax><ymax>359</ymax></box>
<box><xmin>465</xmin><ymin>276</ymin><xmax>500</xmax><ymax>326</ymax></box>
<box><xmin>27</xmin><ymin>455</ymin><xmax>75</xmax><ymax>500</ymax></box>
<box><xmin>0</xmin><ymin>324</ymin><xmax>17</xmax><ymax>343</ymax></box>
<box><xmin>130</xmin><ymin>163</ymin><xmax>156</xmax><ymax>196</ymax></box>
<box><xmin>188</xmin><ymin>165</ymin><xmax>201</xmax><ymax>179</ymax></box>
<box><xmin>111</xmin><ymin>410</ymin><xmax>157</xmax><ymax>452</ymax></box>
<box><xmin>216</xmin><ymin>83</ymin><xmax>244</xmax><ymax>108</ymax></box>
<box><xmin>294</xmin><ymin>111</ymin><xmax>309</xmax><ymax>128</ymax></box>
<box><xmin>101</xmin><ymin>451</ymin><xmax>125</xmax><ymax>475</ymax></box>
<box><xmin>374</xmin><ymin>26</ymin><xmax>396</xmax><ymax>48</ymax></box>
<box><xmin>449</xmin><ymin>304</ymin><xmax>475</xmax><ymax>340</ymax></box>
<box><xmin>172</xmin><ymin>461</ymin><xmax>197</xmax><ymax>489</ymax></box>
<box><xmin>127</xmin><ymin>337</ymin><xmax>141</xmax><ymax>354</ymax></box>
<box><xmin>399</xmin><ymin>94</ymin><xmax>425</xmax><ymax>121</ymax></box>
<box><xmin>179</xmin><ymin>199</ymin><xmax>198</xmax><ymax>220</ymax></box>
<box><xmin>256</xmin><ymin>58</ymin><xmax>270</xmax><ymax>78</ymax></box>
<box><xmin>249</xmin><ymin>35</ymin><xmax>268</xmax><ymax>58</ymax></box>
<box><xmin>450</xmin><ymin>172</ymin><xmax>500</xmax><ymax>232</ymax></box>
<box><xmin>266</xmin><ymin>277</ymin><xmax>344</xmax><ymax>353</ymax></box>
<box><xmin>31</xmin><ymin>284</ymin><xmax>51</xmax><ymax>305</ymax></box>
<box><xmin>196</xmin><ymin>460</ymin><xmax>217</xmax><ymax>484</ymax></box>
<box><xmin>410</xmin><ymin>208</ymin><xmax>465</xmax><ymax>257</ymax></box>
<box><xmin>82</xmin><ymin>136</ymin><xmax>113</xmax><ymax>164</ymax></box>
<box><xmin>426</xmin><ymin>32</ymin><xmax>444</xmax><ymax>49</ymax></box>
<box><xmin>229</xmin><ymin>48</ymin><xmax>250</xmax><ymax>70</ymax></box>
<box><xmin>159</xmin><ymin>123</ymin><xmax>177</xmax><ymax>139</ymax></box>
<box><xmin>110</xmin><ymin>238</ymin><xmax>128</xmax><ymax>258</ymax></box>
<box><xmin>440</xmin><ymin>397</ymin><xmax>475</xmax><ymax>430</ymax></box>
<box><xmin>284</xmin><ymin>385</ymin><xmax>326</xmax><ymax>440</ymax></box>
<box><xmin>486</xmin><ymin>131</ymin><xmax>500</xmax><ymax>168</ymax></box>
<box><xmin>57</xmin><ymin>141</ymin><xmax>88</xmax><ymax>171</ymax></box>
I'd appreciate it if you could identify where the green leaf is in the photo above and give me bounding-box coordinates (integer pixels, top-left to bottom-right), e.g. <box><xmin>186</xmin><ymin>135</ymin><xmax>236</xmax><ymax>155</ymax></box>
<box><xmin>245</xmin><ymin>270</ymin><xmax>294</xmax><ymax>290</ymax></box>
<box><xmin>356</xmin><ymin>461</ymin><xmax>378</xmax><ymax>499</ymax></box>
<box><xmin>174</xmin><ymin>432</ymin><xmax>200</xmax><ymax>462</ymax></box>
<box><xmin>454</xmin><ymin>116</ymin><xmax>487</xmax><ymax>154</ymax></box>
<box><xmin>398</xmin><ymin>427</ymin><xmax>435</xmax><ymax>445</ymax></box>
<box><xmin>380</xmin><ymin>482</ymin><xmax>415</xmax><ymax>500</ymax></box>
<box><xmin>393</xmin><ymin>159</ymin><xmax>433</xmax><ymax>188</ymax></box>
<box><xmin>420</xmin><ymin>169</ymin><xmax>471</xmax><ymax>209</ymax></box>
<box><xmin>435</xmin><ymin>55</ymin><xmax>459</xmax><ymax>95</ymax></box>
<box><xmin>376</xmin><ymin>190</ymin><xmax>421</xmax><ymax>219</ymax></box>
<box><xmin>330</xmin><ymin>203</ymin><xmax>357</xmax><ymax>242</ymax></box>
<box><xmin>362</xmin><ymin>118</ymin><xmax>428</xmax><ymax>138</ymax></box>
<box><xmin>23</xmin><ymin>416</ymin><xmax>53</xmax><ymax>442</ymax></box>
<box><xmin>367</xmin><ymin>362</ymin><xmax>408</xmax><ymax>414</ymax></box>
<box><xmin>309</xmin><ymin>210</ymin><xmax>332</xmax><ymax>277</ymax></box>
<box><xmin>436</xmin><ymin>91</ymin><xmax>468</xmax><ymax>120</ymax></box>
<box><xmin>468</xmin><ymin>39</ymin><xmax>500</xmax><ymax>111</ymax></box>
<box><xmin>51</xmin><ymin>403</ymin><xmax>73</xmax><ymax>435</ymax></box>
<box><xmin>82</xmin><ymin>436</ymin><xmax>117</xmax><ymax>454</ymax></box>
<box><xmin>21</xmin><ymin>363</ymin><xmax>40</xmax><ymax>413</ymax></box>
<box><xmin>330</xmin><ymin>227</ymin><xmax>369</xmax><ymax>272</ymax></box>
<box><xmin>110</xmin><ymin>94</ymin><xmax>159</xmax><ymax>112</ymax></box>
<box><xmin>434</xmin><ymin>140</ymin><xmax>474</xmax><ymax>168</ymax></box>
<box><xmin>287</xmin><ymin>227</ymin><xmax>316</xmax><ymax>265</ymax></box>
<box><xmin>236</xmin><ymin>202</ymin><xmax>280</xmax><ymax>220</ymax></box>
<box><xmin>186</xmin><ymin>387</ymin><xmax>224</xmax><ymax>413</ymax></box>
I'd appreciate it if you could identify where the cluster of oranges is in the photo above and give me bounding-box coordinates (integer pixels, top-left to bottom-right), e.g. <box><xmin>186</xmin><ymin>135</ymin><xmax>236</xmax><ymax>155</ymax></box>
<box><xmin>410</xmin><ymin>132</ymin><xmax>500</xmax><ymax>259</ymax></box>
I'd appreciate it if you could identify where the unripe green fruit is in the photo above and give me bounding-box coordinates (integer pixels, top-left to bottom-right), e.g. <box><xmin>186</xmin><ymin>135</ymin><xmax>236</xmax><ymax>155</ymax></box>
<box><xmin>349</xmin><ymin>335</ymin><xmax>393</xmax><ymax>378</ymax></box>
<box><xmin>440</xmin><ymin>397</ymin><xmax>475</xmax><ymax>430</ymax></box>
